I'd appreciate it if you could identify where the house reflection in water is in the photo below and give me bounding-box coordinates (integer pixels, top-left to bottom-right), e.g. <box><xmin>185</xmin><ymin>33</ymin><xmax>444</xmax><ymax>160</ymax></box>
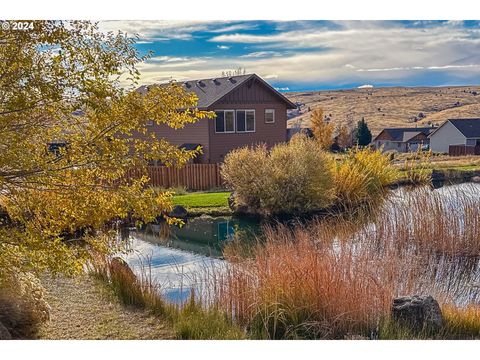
<box><xmin>133</xmin><ymin>216</ymin><xmax>256</xmax><ymax>258</ymax></box>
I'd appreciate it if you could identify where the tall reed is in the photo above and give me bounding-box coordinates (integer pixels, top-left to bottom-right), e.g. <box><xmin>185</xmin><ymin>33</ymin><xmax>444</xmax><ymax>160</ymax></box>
<box><xmin>215</xmin><ymin>184</ymin><xmax>480</xmax><ymax>339</ymax></box>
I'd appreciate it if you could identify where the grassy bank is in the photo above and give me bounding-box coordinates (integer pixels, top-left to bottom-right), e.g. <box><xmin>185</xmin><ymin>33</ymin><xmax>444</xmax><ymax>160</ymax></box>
<box><xmin>173</xmin><ymin>191</ymin><xmax>231</xmax><ymax>216</ymax></box>
<box><xmin>88</xmin><ymin>256</ymin><xmax>245</xmax><ymax>340</ymax></box>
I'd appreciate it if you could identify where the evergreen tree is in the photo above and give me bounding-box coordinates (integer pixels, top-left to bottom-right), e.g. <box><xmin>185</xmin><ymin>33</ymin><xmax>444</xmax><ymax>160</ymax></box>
<box><xmin>355</xmin><ymin>118</ymin><xmax>372</xmax><ymax>146</ymax></box>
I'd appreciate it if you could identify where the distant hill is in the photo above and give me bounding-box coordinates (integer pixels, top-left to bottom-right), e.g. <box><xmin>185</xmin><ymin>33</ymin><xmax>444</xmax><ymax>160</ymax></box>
<box><xmin>285</xmin><ymin>86</ymin><xmax>480</xmax><ymax>135</ymax></box>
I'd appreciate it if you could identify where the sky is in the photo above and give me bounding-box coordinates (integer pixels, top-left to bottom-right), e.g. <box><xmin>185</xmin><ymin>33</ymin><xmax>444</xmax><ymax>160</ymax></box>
<box><xmin>99</xmin><ymin>20</ymin><xmax>480</xmax><ymax>92</ymax></box>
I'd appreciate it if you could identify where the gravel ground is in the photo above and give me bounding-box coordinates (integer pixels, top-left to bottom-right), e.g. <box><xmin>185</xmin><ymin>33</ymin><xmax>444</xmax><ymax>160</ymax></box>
<box><xmin>38</xmin><ymin>274</ymin><xmax>173</xmax><ymax>340</ymax></box>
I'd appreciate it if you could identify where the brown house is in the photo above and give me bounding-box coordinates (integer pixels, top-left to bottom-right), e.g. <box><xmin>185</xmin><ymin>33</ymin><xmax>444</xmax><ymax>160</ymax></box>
<box><xmin>137</xmin><ymin>74</ymin><xmax>296</xmax><ymax>163</ymax></box>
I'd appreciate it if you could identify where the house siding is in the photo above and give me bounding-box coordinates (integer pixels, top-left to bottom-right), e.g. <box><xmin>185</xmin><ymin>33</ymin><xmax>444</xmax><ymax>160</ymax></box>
<box><xmin>207</xmin><ymin>80</ymin><xmax>288</xmax><ymax>163</ymax></box>
<box><xmin>373</xmin><ymin>140</ymin><xmax>407</xmax><ymax>152</ymax></box>
<box><xmin>208</xmin><ymin>102</ymin><xmax>287</xmax><ymax>163</ymax></box>
<box><xmin>430</xmin><ymin>121</ymin><xmax>467</xmax><ymax>153</ymax></box>
<box><xmin>142</xmin><ymin>121</ymin><xmax>210</xmax><ymax>163</ymax></box>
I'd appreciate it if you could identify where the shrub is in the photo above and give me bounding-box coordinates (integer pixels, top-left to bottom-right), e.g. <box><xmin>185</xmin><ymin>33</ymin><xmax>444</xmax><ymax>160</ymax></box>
<box><xmin>331</xmin><ymin>147</ymin><xmax>398</xmax><ymax>206</ymax></box>
<box><xmin>0</xmin><ymin>271</ymin><xmax>50</xmax><ymax>339</ymax></box>
<box><xmin>222</xmin><ymin>134</ymin><xmax>335</xmax><ymax>215</ymax></box>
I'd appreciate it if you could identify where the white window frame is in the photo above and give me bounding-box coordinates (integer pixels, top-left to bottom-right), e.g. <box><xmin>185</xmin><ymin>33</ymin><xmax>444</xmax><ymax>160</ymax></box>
<box><xmin>214</xmin><ymin>110</ymin><xmax>236</xmax><ymax>134</ymax></box>
<box><xmin>235</xmin><ymin>109</ymin><xmax>256</xmax><ymax>133</ymax></box>
<box><xmin>265</xmin><ymin>109</ymin><xmax>275</xmax><ymax>124</ymax></box>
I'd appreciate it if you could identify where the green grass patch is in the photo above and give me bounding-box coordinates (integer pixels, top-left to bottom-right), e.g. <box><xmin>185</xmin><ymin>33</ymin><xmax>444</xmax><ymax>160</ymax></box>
<box><xmin>173</xmin><ymin>191</ymin><xmax>230</xmax><ymax>208</ymax></box>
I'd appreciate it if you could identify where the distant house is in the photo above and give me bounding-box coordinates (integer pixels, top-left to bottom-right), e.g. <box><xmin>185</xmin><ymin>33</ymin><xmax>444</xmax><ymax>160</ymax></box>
<box><xmin>429</xmin><ymin>118</ymin><xmax>480</xmax><ymax>154</ymax></box>
<box><xmin>136</xmin><ymin>74</ymin><xmax>296</xmax><ymax>164</ymax></box>
<box><xmin>372</xmin><ymin>127</ymin><xmax>436</xmax><ymax>152</ymax></box>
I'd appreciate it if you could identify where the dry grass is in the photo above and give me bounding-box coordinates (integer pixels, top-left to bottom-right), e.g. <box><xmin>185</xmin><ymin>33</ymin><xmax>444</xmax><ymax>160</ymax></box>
<box><xmin>213</xmin><ymin>185</ymin><xmax>480</xmax><ymax>339</ymax></box>
<box><xmin>37</xmin><ymin>274</ymin><xmax>173</xmax><ymax>340</ymax></box>
<box><xmin>88</xmin><ymin>253</ymin><xmax>245</xmax><ymax>339</ymax></box>
<box><xmin>286</xmin><ymin>86</ymin><xmax>480</xmax><ymax>136</ymax></box>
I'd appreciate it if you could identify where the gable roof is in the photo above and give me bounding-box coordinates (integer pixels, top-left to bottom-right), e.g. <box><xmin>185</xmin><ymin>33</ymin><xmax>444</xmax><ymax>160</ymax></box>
<box><xmin>428</xmin><ymin>118</ymin><xmax>480</xmax><ymax>139</ymax></box>
<box><xmin>446</xmin><ymin>118</ymin><xmax>480</xmax><ymax>138</ymax></box>
<box><xmin>137</xmin><ymin>74</ymin><xmax>296</xmax><ymax>110</ymax></box>
<box><xmin>374</xmin><ymin>127</ymin><xmax>435</xmax><ymax>142</ymax></box>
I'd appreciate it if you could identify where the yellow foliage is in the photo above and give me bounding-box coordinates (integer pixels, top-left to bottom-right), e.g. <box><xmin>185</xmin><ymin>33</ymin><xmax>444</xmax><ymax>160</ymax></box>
<box><xmin>310</xmin><ymin>108</ymin><xmax>334</xmax><ymax>150</ymax></box>
<box><xmin>0</xmin><ymin>21</ymin><xmax>214</xmax><ymax>282</ymax></box>
<box><xmin>331</xmin><ymin>147</ymin><xmax>399</xmax><ymax>206</ymax></box>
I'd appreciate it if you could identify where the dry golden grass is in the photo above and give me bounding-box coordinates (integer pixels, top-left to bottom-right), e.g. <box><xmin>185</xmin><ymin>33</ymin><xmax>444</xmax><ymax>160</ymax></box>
<box><xmin>214</xmin><ymin>185</ymin><xmax>480</xmax><ymax>339</ymax></box>
<box><xmin>286</xmin><ymin>86</ymin><xmax>480</xmax><ymax>135</ymax></box>
<box><xmin>38</xmin><ymin>274</ymin><xmax>173</xmax><ymax>340</ymax></box>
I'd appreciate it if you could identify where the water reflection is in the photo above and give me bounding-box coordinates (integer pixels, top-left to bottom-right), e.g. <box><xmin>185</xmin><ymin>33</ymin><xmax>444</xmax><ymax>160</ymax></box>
<box><xmin>123</xmin><ymin>183</ymin><xmax>480</xmax><ymax>306</ymax></box>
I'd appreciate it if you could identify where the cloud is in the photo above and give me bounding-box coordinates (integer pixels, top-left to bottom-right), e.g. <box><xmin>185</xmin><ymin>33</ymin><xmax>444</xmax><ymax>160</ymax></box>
<box><xmin>209</xmin><ymin>23</ymin><xmax>259</xmax><ymax>33</ymax></box>
<box><xmin>241</xmin><ymin>51</ymin><xmax>281</xmax><ymax>58</ymax></box>
<box><xmin>106</xmin><ymin>21</ymin><xmax>480</xmax><ymax>89</ymax></box>
<box><xmin>357</xmin><ymin>64</ymin><xmax>480</xmax><ymax>72</ymax></box>
<box><xmin>99</xmin><ymin>20</ymin><xmax>223</xmax><ymax>41</ymax></box>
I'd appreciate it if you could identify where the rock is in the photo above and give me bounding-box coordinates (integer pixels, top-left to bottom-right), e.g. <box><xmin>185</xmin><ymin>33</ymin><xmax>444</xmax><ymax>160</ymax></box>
<box><xmin>110</xmin><ymin>257</ymin><xmax>137</xmax><ymax>283</ymax></box>
<box><xmin>228</xmin><ymin>193</ymin><xmax>236</xmax><ymax>211</ymax></box>
<box><xmin>471</xmin><ymin>176</ymin><xmax>480</xmax><ymax>183</ymax></box>
<box><xmin>0</xmin><ymin>322</ymin><xmax>12</xmax><ymax>340</ymax></box>
<box><xmin>169</xmin><ymin>205</ymin><xmax>188</xmax><ymax>219</ymax></box>
<box><xmin>391</xmin><ymin>295</ymin><xmax>443</xmax><ymax>333</ymax></box>
<box><xmin>228</xmin><ymin>193</ymin><xmax>258</xmax><ymax>215</ymax></box>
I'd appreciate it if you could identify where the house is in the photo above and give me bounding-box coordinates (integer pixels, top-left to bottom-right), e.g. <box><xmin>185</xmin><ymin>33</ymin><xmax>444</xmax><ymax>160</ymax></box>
<box><xmin>372</xmin><ymin>127</ymin><xmax>436</xmax><ymax>152</ymax></box>
<box><xmin>429</xmin><ymin>118</ymin><xmax>480</xmax><ymax>154</ymax></box>
<box><xmin>137</xmin><ymin>74</ymin><xmax>296</xmax><ymax>164</ymax></box>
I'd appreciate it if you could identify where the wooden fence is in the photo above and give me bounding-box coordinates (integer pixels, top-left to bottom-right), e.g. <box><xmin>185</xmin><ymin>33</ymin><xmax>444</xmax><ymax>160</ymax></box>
<box><xmin>127</xmin><ymin>164</ymin><xmax>224</xmax><ymax>190</ymax></box>
<box><xmin>449</xmin><ymin>145</ymin><xmax>480</xmax><ymax>156</ymax></box>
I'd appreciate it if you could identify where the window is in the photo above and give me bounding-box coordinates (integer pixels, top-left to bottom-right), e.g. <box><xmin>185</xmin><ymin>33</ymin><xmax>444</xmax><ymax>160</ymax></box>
<box><xmin>236</xmin><ymin>110</ymin><xmax>255</xmax><ymax>133</ymax></box>
<box><xmin>265</xmin><ymin>109</ymin><xmax>275</xmax><ymax>123</ymax></box>
<box><xmin>146</xmin><ymin>120</ymin><xmax>154</xmax><ymax>126</ymax></box>
<box><xmin>215</xmin><ymin>110</ymin><xmax>235</xmax><ymax>133</ymax></box>
<box><xmin>225</xmin><ymin>111</ymin><xmax>235</xmax><ymax>132</ymax></box>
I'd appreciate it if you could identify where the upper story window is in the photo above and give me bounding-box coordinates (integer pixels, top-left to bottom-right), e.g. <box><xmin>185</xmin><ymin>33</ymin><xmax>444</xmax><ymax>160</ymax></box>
<box><xmin>215</xmin><ymin>109</ymin><xmax>255</xmax><ymax>133</ymax></box>
<box><xmin>236</xmin><ymin>110</ymin><xmax>255</xmax><ymax>132</ymax></box>
<box><xmin>265</xmin><ymin>109</ymin><xmax>275</xmax><ymax>123</ymax></box>
<box><xmin>215</xmin><ymin>110</ymin><xmax>235</xmax><ymax>133</ymax></box>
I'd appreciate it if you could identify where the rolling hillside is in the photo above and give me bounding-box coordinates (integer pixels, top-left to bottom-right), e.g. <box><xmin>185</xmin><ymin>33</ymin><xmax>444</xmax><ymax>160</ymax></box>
<box><xmin>285</xmin><ymin>86</ymin><xmax>480</xmax><ymax>136</ymax></box>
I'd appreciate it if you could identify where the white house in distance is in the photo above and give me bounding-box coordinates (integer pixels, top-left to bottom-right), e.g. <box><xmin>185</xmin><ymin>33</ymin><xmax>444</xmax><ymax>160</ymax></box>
<box><xmin>429</xmin><ymin>118</ymin><xmax>480</xmax><ymax>153</ymax></box>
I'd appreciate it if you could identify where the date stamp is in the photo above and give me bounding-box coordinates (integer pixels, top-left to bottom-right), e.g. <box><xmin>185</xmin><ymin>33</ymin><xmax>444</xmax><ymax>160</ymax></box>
<box><xmin>1</xmin><ymin>21</ymin><xmax>34</xmax><ymax>31</ymax></box>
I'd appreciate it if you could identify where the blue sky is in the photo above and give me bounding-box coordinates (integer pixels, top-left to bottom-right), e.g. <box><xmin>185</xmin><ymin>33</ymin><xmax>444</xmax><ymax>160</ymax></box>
<box><xmin>100</xmin><ymin>20</ymin><xmax>480</xmax><ymax>92</ymax></box>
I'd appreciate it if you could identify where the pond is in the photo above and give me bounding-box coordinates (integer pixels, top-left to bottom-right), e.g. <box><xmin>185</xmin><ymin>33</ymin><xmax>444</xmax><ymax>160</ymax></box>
<box><xmin>122</xmin><ymin>216</ymin><xmax>261</xmax><ymax>303</ymax></box>
<box><xmin>123</xmin><ymin>182</ymin><xmax>480</xmax><ymax>305</ymax></box>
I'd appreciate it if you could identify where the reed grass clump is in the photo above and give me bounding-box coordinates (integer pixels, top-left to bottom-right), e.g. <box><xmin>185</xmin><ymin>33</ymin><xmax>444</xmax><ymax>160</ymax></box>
<box><xmin>215</xmin><ymin>185</ymin><xmax>480</xmax><ymax>339</ymax></box>
<box><xmin>218</xmin><ymin>224</ymin><xmax>404</xmax><ymax>339</ymax></box>
<box><xmin>88</xmin><ymin>254</ymin><xmax>166</xmax><ymax>314</ymax></box>
<box><xmin>172</xmin><ymin>292</ymin><xmax>245</xmax><ymax>340</ymax></box>
<box><xmin>331</xmin><ymin>147</ymin><xmax>398</xmax><ymax>206</ymax></box>
<box><xmin>88</xmin><ymin>253</ymin><xmax>245</xmax><ymax>339</ymax></box>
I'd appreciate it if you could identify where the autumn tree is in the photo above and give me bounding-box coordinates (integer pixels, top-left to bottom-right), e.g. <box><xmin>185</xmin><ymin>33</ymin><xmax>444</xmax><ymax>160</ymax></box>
<box><xmin>310</xmin><ymin>108</ymin><xmax>334</xmax><ymax>150</ymax></box>
<box><xmin>0</xmin><ymin>21</ymin><xmax>213</xmax><ymax>284</ymax></box>
<box><xmin>336</xmin><ymin>124</ymin><xmax>353</xmax><ymax>150</ymax></box>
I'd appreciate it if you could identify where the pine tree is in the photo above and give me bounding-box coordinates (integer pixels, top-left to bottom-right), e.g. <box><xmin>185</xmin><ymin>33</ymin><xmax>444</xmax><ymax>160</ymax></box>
<box><xmin>355</xmin><ymin>118</ymin><xmax>372</xmax><ymax>146</ymax></box>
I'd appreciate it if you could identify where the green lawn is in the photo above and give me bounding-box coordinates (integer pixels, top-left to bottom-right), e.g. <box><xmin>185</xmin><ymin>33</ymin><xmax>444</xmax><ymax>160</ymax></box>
<box><xmin>173</xmin><ymin>191</ymin><xmax>230</xmax><ymax>208</ymax></box>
